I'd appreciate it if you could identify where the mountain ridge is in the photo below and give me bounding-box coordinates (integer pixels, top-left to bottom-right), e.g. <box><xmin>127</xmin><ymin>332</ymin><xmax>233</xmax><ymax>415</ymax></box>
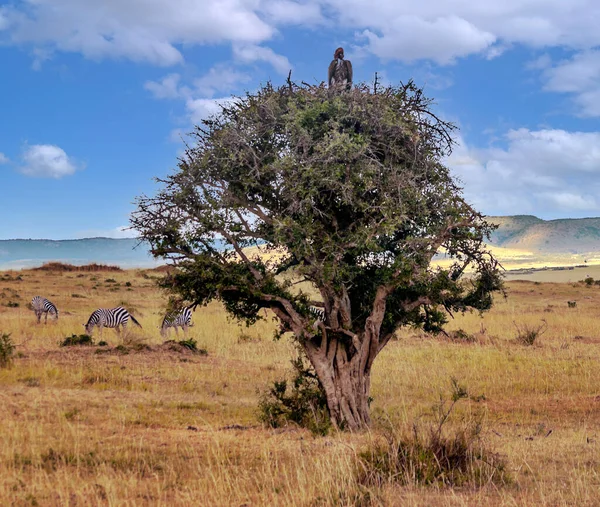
<box><xmin>487</xmin><ymin>215</ymin><xmax>600</xmax><ymax>254</ymax></box>
<box><xmin>0</xmin><ymin>238</ymin><xmax>156</xmax><ymax>270</ymax></box>
<box><xmin>3</xmin><ymin>215</ymin><xmax>600</xmax><ymax>270</ymax></box>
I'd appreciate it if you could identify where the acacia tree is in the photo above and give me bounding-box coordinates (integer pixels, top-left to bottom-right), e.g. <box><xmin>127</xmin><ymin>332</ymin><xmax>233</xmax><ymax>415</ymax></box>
<box><xmin>131</xmin><ymin>81</ymin><xmax>503</xmax><ymax>431</ymax></box>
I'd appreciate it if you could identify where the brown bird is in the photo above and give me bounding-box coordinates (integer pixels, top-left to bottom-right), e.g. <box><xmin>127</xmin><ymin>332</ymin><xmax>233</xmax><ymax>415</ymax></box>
<box><xmin>328</xmin><ymin>47</ymin><xmax>353</xmax><ymax>90</ymax></box>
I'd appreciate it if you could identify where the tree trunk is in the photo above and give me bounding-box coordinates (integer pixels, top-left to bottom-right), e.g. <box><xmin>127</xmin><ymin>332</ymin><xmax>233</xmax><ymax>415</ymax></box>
<box><xmin>305</xmin><ymin>336</ymin><xmax>373</xmax><ymax>431</ymax></box>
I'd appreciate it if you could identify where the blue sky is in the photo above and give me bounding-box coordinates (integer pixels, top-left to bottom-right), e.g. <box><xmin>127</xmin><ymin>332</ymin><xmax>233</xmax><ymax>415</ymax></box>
<box><xmin>1</xmin><ymin>0</ymin><xmax>600</xmax><ymax>239</ymax></box>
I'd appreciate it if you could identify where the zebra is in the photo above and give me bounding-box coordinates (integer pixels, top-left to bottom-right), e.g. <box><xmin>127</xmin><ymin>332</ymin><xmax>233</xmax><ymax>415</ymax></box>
<box><xmin>84</xmin><ymin>306</ymin><xmax>142</xmax><ymax>336</ymax></box>
<box><xmin>31</xmin><ymin>296</ymin><xmax>59</xmax><ymax>324</ymax></box>
<box><xmin>160</xmin><ymin>306</ymin><xmax>194</xmax><ymax>337</ymax></box>
<box><xmin>309</xmin><ymin>305</ymin><xmax>325</xmax><ymax>331</ymax></box>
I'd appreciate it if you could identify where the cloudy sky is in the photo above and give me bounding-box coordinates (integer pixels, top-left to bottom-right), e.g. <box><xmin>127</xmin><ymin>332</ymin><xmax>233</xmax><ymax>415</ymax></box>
<box><xmin>1</xmin><ymin>0</ymin><xmax>600</xmax><ymax>239</ymax></box>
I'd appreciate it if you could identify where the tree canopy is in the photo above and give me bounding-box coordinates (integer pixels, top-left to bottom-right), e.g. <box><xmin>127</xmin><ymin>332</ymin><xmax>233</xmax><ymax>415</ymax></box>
<box><xmin>131</xmin><ymin>80</ymin><xmax>503</xmax><ymax>430</ymax></box>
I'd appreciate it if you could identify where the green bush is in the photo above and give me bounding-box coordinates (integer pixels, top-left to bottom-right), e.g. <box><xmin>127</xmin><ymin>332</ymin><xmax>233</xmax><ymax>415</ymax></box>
<box><xmin>448</xmin><ymin>328</ymin><xmax>476</xmax><ymax>343</ymax></box>
<box><xmin>258</xmin><ymin>355</ymin><xmax>331</xmax><ymax>436</ymax></box>
<box><xmin>0</xmin><ymin>333</ymin><xmax>15</xmax><ymax>368</ymax></box>
<box><xmin>177</xmin><ymin>338</ymin><xmax>208</xmax><ymax>355</ymax></box>
<box><xmin>60</xmin><ymin>334</ymin><xmax>94</xmax><ymax>347</ymax></box>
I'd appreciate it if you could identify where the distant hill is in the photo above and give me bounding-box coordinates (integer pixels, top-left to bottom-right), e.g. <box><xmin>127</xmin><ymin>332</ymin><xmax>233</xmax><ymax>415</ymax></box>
<box><xmin>0</xmin><ymin>238</ymin><xmax>159</xmax><ymax>270</ymax></box>
<box><xmin>487</xmin><ymin>215</ymin><xmax>600</xmax><ymax>254</ymax></box>
<box><xmin>3</xmin><ymin>216</ymin><xmax>600</xmax><ymax>270</ymax></box>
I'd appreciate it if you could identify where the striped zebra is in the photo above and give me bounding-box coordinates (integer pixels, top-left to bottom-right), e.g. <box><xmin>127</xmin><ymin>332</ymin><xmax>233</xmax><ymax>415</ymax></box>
<box><xmin>84</xmin><ymin>306</ymin><xmax>142</xmax><ymax>336</ymax></box>
<box><xmin>160</xmin><ymin>306</ymin><xmax>194</xmax><ymax>337</ymax></box>
<box><xmin>31</xmin><ymin>296</ymin><xmax>59</xmax><ymax>324</ymax></box>
<box><xmin>309</xmin><ymin>305</ymin><xmax>325</xmax><ymax>331</ymax></box>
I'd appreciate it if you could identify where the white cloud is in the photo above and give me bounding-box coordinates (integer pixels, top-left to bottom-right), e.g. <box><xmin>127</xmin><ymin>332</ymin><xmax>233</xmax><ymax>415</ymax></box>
<box><xmin>0</xmin><ymin>153</ymin><xmax>8</xmax><ymax>164</ymax></box>
<box><xmin>1</xmin><ymin>0</ymin><xmax>274</xmax><ymax>66</ymax></box>
<box><xmin>541</xmin><ymin>50</ymin><xmax>600</xmax><ymax>117</ymax></box>
<box><xmin>261</xmin><ymin>0</ymin><xmax>323</xmax><ymax>25</ymax></box>
<box><xmin>448</xmin><ymin>129</ymin><xmax>600</xmax><ymax>216</ymax></box>
<box><xmin>319</xmin><ymin>0</ymin><xmax>600</xmax><ymax>63</ymax></box>
<box><xmin>146</xmin><ymin>65</ymin><xmax>248</xmax><ymax>131</ymax></box>
<box><xmin>361</xmin><ymin>16</ymin><xmax>496</xmax><ymax>64</ymax></box>
<box><xmin>232</xmin><ymin>44</ymin><xmax>292</xmax><ymax>75</ymax></box>
<box><xmin>0</xmin><ymin>7</ymin><xmax>9</xmax><ymax>31</ymax></box>
<box><xmin>144</xmin><ymin>73</ymin><xmax>182</xmax><ymax>99</ymax></box>
<box><xmin>185</xmin><ymin>97</ymin><xmax>234</xmax><ymax>124</ymax></box>
<box><xmin>193</xmin><ymin>64</ymin><xmax>250</xmax><ymax>97</ymax></box>
<box><xmin>19</xmin><ymin>144</ymin><xmax>82</xmax><ymax>178</ymax></box>
<box><xmin>5</xmin><ymin>0</ymin><xmax>600</xmax><ymax>71</ymax></box>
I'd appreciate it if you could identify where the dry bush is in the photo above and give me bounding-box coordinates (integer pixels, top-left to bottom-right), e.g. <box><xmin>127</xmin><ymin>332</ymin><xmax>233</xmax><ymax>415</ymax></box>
<box><xmin>357</xmin><ymin>380</ymin><xmax>509</xmax><ymax>489</ymax></box>
<box><xmin>0</xmin><ymin>333</ymin><xmax>15</xmax><ymax>367</ymax></box>
<box><xmin>513</xmin><ymin>320</ymin><xmax>547</xmax><ymax>346</ymax></box>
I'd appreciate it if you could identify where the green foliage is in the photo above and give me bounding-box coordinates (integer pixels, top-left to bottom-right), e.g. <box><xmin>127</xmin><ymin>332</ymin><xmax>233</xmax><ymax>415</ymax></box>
<box><xmin>258</xmin><ymin>355</ymin><xmax>331</xmax><ymax>436</ymax></box>
<box><xmin>0</xmin><ymin>333</ymin><xmax>15</xmax><ymax>368</ymax></box>
<box><xmin>357</xmin><ymin>380</ymin><xmax>509</xmax><ymax>488</ymax></box>
<box><xmin>60</xmin><ymin>334</ymin><xmax>94</xmax><ymax>347</ymax></box>
<box><xmin>584</xmin><ymin>276</ymin><xmax>594</xmax><ymax>286</ymax></box>
<box><xmin>132</xmin><ymin>80</ymin><xmax>503</xmax><ymax>336</ymax></box>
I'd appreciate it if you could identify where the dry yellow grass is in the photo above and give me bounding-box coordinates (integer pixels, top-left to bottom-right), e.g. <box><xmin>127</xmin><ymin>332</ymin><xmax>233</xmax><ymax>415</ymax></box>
<box><xmin>1</xmin><ymin>267</ymin><xmax>600</xmax><ymax>505</ymax></box>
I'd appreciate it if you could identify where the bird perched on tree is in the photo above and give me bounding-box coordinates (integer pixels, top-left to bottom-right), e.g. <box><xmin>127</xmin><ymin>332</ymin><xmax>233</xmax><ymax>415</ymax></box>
<box><xmin>328</xmin><ymin>47</ymin><xmax>353</xmax><ymax>90</ymax></box>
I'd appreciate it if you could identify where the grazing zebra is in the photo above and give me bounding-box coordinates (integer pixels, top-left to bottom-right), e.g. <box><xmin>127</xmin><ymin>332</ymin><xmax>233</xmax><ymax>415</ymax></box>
<box><xmin>160</xmin><ymin>306</ymin><xmax>194</xmax><ymax>337</ymax></box>
<box><xmin>84</xmin><ymin>306</ymin><xmax>142</xmax><ymax>336</ymax></box>
<box><xmin>31</xmin><ymin>296</ymin><xmax>59</xmax><ymax>324</ymax></box>
<box><xmin>309</xmin><ymin>305</ymin><xmax>325</xmax><ymax>331</ymax></box>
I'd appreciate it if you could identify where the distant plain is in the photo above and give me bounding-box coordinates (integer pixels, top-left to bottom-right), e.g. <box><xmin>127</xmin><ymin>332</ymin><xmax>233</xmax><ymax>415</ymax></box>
<box><xmin>0</xmin><ymin>261</ymin><xmax>600</xmax><ymax>505</ymax></box>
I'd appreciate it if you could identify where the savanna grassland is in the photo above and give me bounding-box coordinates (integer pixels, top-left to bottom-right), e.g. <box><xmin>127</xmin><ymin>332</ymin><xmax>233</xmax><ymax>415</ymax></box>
<box><xmin>1</xmin><ymin>266</ymin><xmax>600</xmax><ymax>506</ymax></box>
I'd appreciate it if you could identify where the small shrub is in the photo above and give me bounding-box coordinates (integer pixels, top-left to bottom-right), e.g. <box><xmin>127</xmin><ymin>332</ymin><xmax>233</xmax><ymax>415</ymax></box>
<box><xmin>178</xmin><ymin>338</ymin><xmax>197</xmax><ymax>351</ymax></box>
<box><xmin>448</xmin><ymin>329</ymin><xmax>476</xmax><ymax>343</ymax></box>
<box><xmin>584</xmin><ymin>277</ymin><xmax>594</xmax><ymax>286</ymax></box>
<box><xmin>177</xmin><ymin>338</ymin><xmax>208</xmax><ymax>355</ymax></box>
<box><xmin>97</xmin><ymin>341</ymin><xmax>108</xmax><ymax>347</ymax></box>
<box><xmin>258</xmin><ymin>355</ymin><xmax>331</xmax><ymax>436</ymax></box>
<box><xmin>514</xmin><ymin>320</ymin><xmax>547</xmax><ymax>346</ymax></box>
<box><xmin>63</xmin><ymin>408</ymin><xmax>80</xmax><ymax>421</ymax></box>
<box><xmin>60</xmin><ymin>334</ymin><xmax>94</xmax><ymax>347</ymax></box>
<box><xmin>114</xmin><ymin>344</ymin><xmax>129</xmax><ymax>355</ymax></box>
<box><xmin>125</xmin><ymin>281</ymin><xmax>132</xmax><ymax>287</ymax></box>
<box><xmin>357</xmin><ymin>379</ymin><xmax>510</xmax><ymax>488</ymax></box>
<box><xmin>19</xmin><ymin>376</ymin><xmax>41</xmax><ymax>387</ymax></box>
<box><xmin>105</xmin><ymin>278</ymin><xmax>117</xmax><ymax>283</ymax></box>
<box><xmin>238</xmin><ymin>332</ymin><xmax>260</xmax><ymax>343</ymax></box>
<box><xmin>5</xmin><ymin>301</ymin><xmax>19</xmax><ymax>308</ymax></box>
<box><xmin>71</xmin><ymin>293</ymin><xmax>86</xmax><ymax>298</ymax></box>
<box><xmin>0</xmin><ymin>333</ymin><xmax>15</xmax><ymax>368</ymax></box>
